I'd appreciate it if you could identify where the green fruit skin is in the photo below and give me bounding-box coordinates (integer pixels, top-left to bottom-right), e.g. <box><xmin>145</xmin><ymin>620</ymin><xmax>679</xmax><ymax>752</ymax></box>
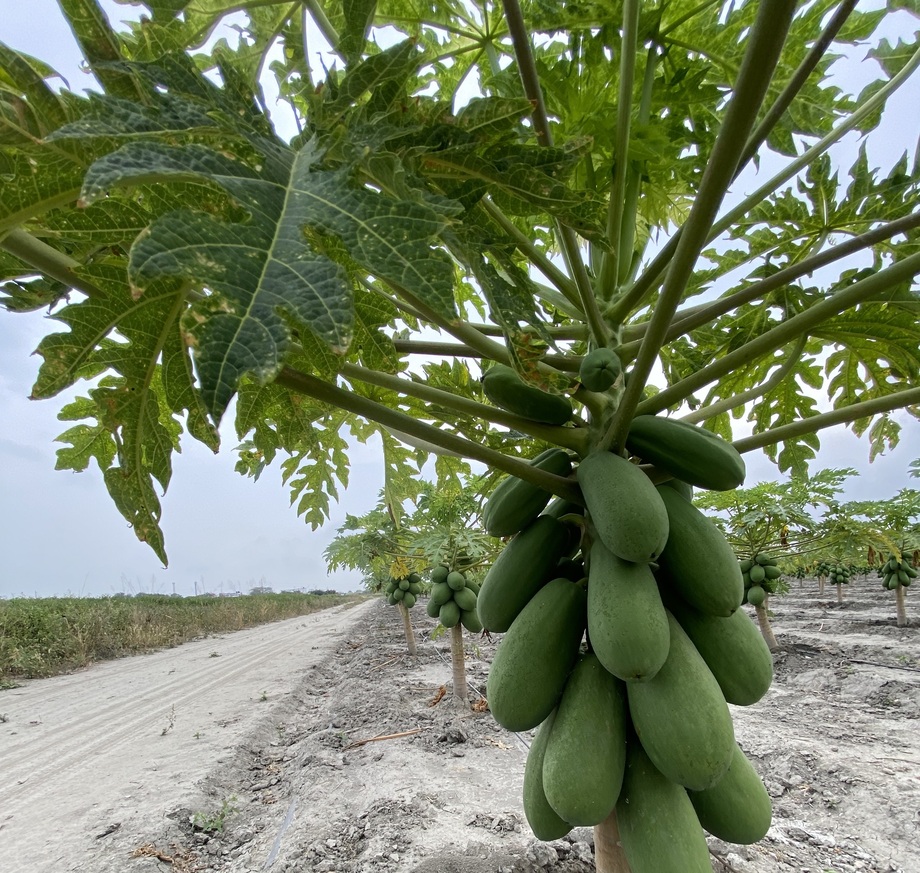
<box><xmin>688</xmin><ymin>744</ymin><xmax>773</xmax><ymax>845</ymax></box>
<box><xmin>460</xmin><ymin>608</ymin><xmax>483</xmax><ymax>633</ymax></box>
<box><xmin>738</xmin><ymin>559</ymin><xmax>753</xmax><ymax>573</ymax></box>
<box><xmin>616</xmin><ymin>741</ymin><xmax>713</xmax><ymax>873</ymax></box>
<box><xmin>482</xmin><ymin>364</ymin><xmax>573</xmax><ymax>425</ymax></box>
<box><xmin>576</xmin><ymin>452</ymin><xmax>669</xmax><ymax>564</ymax></box>
<box><xmin>483</xmin><ymin>449</ymin><xmax>574</xmax><ymax>537</ymax></box>
<box><xmin>627</xmin><ymin>613</ymin><xmax>735</xmax><ymax>790</ymax></box>
<box><xmin>749</xmin><ymin>563</ymin><xmax>766</xmax><ymax>584</ymax></box>
<box><xmin>579</xmin><ymin>347</ymin><xmax>622</xmax><ymax>392</ymax></box>
<box><xmin>453</xmin><ymin>586</ymin><xmax>477</xmax><ymax>612</ymax></box>
<box><xmin>402</xmin><ymin>592</ymin><xmax>417</xmax><ymax>609</ymax></box>
<box><xmin>399</xmin><ymin>578</ymin><xmax>411</xmax><ymax>591</ymax></box>
<box><xmin>477</xmin><ymin>516</ymin><xmax>571</xmax><ymax>632</ymax></box>
<box><xmin>659</xmin><ymin>477</ymin><xmax>694</xmax><ymax>502</ymax></box>
<box><xmin>754</xmin><ymin>553</ymin><xmax>774</xmax><ymax>566</ymax></box>
<box><xmin>746</xmin><ymin>585</ymin><xmax>766</xmax><ymax>607</ymax></box>
<box><xmin>439</xmin><ymin>600</ymin><xmax>461</xmax><ymax>628</ymax></box>
<box><xmin>542</xmin><ymin>497</ymin><xmax>585</xmax><ymax>520</ymax></box>
<box><xmin>542</xmin><ymin>653</ymin><xmax>627</xmax><ymax>826</ymax></box>
<box><xmin>392</xmin><ymin>587</ymin><xmax>405</xmax><ymax>602</ymax></box>
<box><xmin>522</xmin><ymin>710</ymin><xmax>572</xmax><ymax>841</ymax></box>
<box><xmin>430</xmin><ymin>581</ymin><xmax>454</xmax><ymax>607</ymax></box>
<box><xmin>656</xmin><ymin>486</ymin><xmax>743</xmax><ymax>616</ymax></box>
<box><xmin>431</xmin><ymin>565</ymin><xmax>450</xmax><ymax>585</ymax></box>
<box><xmin>387</xmin><ymin>593</ymin><xmax>399</xmax><ymax>605</ymax></box>
<box><xmin>669</xmin><ymin>600</ymin><xmax>773</xmax><ymax>706</ymax></box>
<box><xmin>426</xmin><ymin>595</ymin><xmax>441</xmax><ymax>618</ymax></box>
<box><xmin>625</xmin><ymin>415</ymin><xmax>746</xmax><ymax>491</ymax></box>
<box><xmin>486</xmin><ymin>578</ymin><xmax>587</xmax><ymax>732</ymax></box>
<box><xmin>764</xmin><ymin>565</ymin><xmax>782</xmax><ymax>580</ymax></box>
<box><xmin>588</xmin><ymin>541</ymin><xmax>669</xmax><ymax>681</ymax></box>
<box><xmin>447</xmin><ymin>571</ymin><xmax>467</xmax><ymax>591</ymax></box>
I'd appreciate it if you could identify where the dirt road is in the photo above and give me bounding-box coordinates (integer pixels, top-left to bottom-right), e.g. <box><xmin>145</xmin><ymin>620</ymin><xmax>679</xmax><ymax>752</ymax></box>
<box><xmin>0</xmin><ymin>600</ymin><xmax>374</xmax><ymax>873</ymax></box>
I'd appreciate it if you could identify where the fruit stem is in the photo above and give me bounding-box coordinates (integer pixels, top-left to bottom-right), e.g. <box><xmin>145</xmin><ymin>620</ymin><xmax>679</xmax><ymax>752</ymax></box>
<box><xmin>594</xmin><ymin>809</ymin><xmax>632</xmax><ymax>873</ymax></box>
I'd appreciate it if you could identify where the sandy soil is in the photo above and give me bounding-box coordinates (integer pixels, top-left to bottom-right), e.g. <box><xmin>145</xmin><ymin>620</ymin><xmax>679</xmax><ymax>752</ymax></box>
<box><xmin>2</xmin><ymin>581</ymin><xmax>918</xmax><ymax>873</ymax></box>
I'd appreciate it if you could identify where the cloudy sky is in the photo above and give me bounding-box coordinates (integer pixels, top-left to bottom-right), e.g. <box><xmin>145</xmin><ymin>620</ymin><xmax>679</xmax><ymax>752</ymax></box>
<box><xmin>1</xmin><ymin>1</ymin><xmax>918</xmax><ymax>599</ymax></box>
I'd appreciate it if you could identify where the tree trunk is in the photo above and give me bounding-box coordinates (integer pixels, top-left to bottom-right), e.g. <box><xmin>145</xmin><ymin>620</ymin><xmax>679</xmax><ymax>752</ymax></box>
<box><xmin>895</xmin><ymin>584</ymin><xmax>909</xmax><ymax>628</ymax></box>
<box><xmin>450</xmin><ymin>624</ymin><xmax>468</xmax><ymax>704</ymax></box>
<box><xmin>594</xmin><ymin>808</ymin><xmax>632</xmax><ymax>872</ymax></box>
<box><xmin>755</xmin><ymin>598</ymin><xmax>779</xmax><ymax>652</ymax></box>
<box><xmin>399</xmin><ymin>603</ymin><xmax>417</xmax><ymax>655</ymax></box>
<box><xmin>836</xmin><ymin>583</ymin><xmax>843</xmax><ymax>604</ymax></box>
<box><xmin>818</xmin><ymin>577</ymin><xmax>825</xmax><ymax>596</ymax></box>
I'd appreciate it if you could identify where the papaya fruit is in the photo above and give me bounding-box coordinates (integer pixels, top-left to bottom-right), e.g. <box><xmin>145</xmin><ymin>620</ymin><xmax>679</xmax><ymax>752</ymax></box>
<box><xmin>522</xmin><ymin>710</ymin><xmax>572</xmax><ymax>841</ymax></box>
<box><xmin>426</xmin><ymin>595</ymin><xmax>441</xmax><ymax>618</ymax></box>
<box><xmin>460</xmin><ymin>608</ymin><xmax>483</xmax><ymax>633</ymax></box>
<box><xmin>746</xmin><ymin>585</ymin><xmax>766</xmax><ymax>606</ymax></box>
<box><xmin>749</xmin><ymin>563</ymin><xmax>766</xmax><ymax>584</ymax></box>
<box><xmin>764</xmin><ymin>565</ymin><xmax>782</xmax><ymax>580</ymax></box>
<box><xmin>486</xmin><ymin>577</ymin><xmax>587</xmax><ymax>732</ymax></box>
<box><xmin>482</xmin><ymin>363</ymin><xmax>573</xmax><ymax>425</ymax></box>
<box><xmin>392</xmin><ymin>587</ymin><xmax>405</xmax><ymax>602</ymax></box>
<box><xmin>477</xmin><ymin>515</ymin><xmax>571</xmax><ymax>632</ymax></box>
<box><xmin>542</xmin><ymin>653</ymin><xmax>627</xmax><ymax>826</ymax></box>
<box><xmin>430</xmin><ymin>581</ymin><xmax>453</xmax><ymax>607</ymax></box>
<box><xmin>659</xmin><ymin>477</ymin><xmax>694</xmax><ymax>502</ymax></box>
<box><xmin>627</xmin><ymin>612</ymin><xmax>735</xmax><ymax>790</ymax></box>
<box><xmin>616</xmin><ymin>740</ymin><xmax>712</xmax><ymax>873</ymax></box>
<box><xmin>579</xmin><ymin>347</ymin><xmax>622</xmax><ymax>392</ymax></box>
<box><xmin>439</xmin><ymin>600</ymin><xmax>460</xmax><ymax>628</ymax></box>
<box><xmin>655</xmin><ymin>486</ymin><xmax>743</xmax><ymax>616</ymax></box>
<box><xmin>453</xmin><ymin>586</ymin><xmax>477</xmax><ymax>612</ymax></box>
<box><xmin>542</xmin><ymin>497</ymin><xmax>584</xmax><ymax>520</ymax></box>
<box><xmin>402</xmin><ymin>592</ymin><xmax>417</xmax><ymax>609</ymax></box>
<box><xmin>483</xmin><ymin>448</ymin><xmax>573</xmax><ymax>537</ymax></box>
<box><xmin>688</xmin><ymin>743</ymin><xmax>772</xmax><ymax>845</ymax></box>
<box><xmin>669</xmin><ymin>600</ymin><xmax>773</xmax><ymax>706</ymax></box>
<box><xmin>447</xmin><ymin>571</ymin><xmax>466</xmax><ymax>591</ymax></box>
<box><xmin>431</xmin><ymin>565</ymin><xmax>450</xmax><ymax>585</ymax></box>
<box><xmin>625</xmin><ymin>415</ymin><xmax>746</xmax><ymax>491</ymax></box>
<box><xmin>587</xmin><ymin>540</ymin><xmax>669</xmax><ymax>682</ymax></box>
<box><xmin>576</xmin><ymin>452</ymin><xmax>669</xmax><ymax>563</ymax></box>
<box><xmin>398</xmin><ymin>578</ymin><xmax>411</xmax><ymax>591</ymax></box>
<box><xmin>388</xmin><ymin>593</ymin><xmax>399</xmax><ymax>606</ymax></box>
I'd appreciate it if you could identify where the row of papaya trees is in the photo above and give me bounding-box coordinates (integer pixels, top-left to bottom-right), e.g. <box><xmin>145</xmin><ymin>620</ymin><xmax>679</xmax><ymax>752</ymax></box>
<box><xmin>2</xmin><ymin>0</ymin><xmax>919</xmax><ymax>870</ymax></box>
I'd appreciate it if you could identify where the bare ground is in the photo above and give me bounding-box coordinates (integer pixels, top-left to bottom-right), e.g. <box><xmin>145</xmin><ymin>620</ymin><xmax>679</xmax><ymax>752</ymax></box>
<box><xmin>1</xmin><ymin>580</ymin><xmax>919</xmax><ymax>873</ymax></box>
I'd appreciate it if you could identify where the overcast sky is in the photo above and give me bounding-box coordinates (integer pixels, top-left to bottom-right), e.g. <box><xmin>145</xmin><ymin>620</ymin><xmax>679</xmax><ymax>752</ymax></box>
<box><xmin>1</xmin><ymin>1</ymin><xmax>918</xmax><ymax>599</ymax></box>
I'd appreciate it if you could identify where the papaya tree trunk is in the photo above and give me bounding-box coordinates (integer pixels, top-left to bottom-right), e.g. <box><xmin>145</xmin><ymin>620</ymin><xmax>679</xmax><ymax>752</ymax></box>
<box><xmin>895</xmin><ymin>585</ymin><xmax>909</xmax><ymax>628</ymax></box>
<box><xmin>450</xmin><ymin>624</ymin><xmax>468</xmax><ymax>704</ymax></box>
<box><xmin>836</xmin><ymin>583</ymin><xmax>843</xmax><ymax>604</ymax></box>
<box><xmin>755</xmin><ymin>598</ymin><xmax>779</xmax><ymax>652</ymax></box>
<box><xmin>399</xmin><ymin>603</ymin><xmax>417</xmax><ymax>655</ymax></box>
<box><xmin>594</xmin><ymin>808</ymin><xmax>631</xmax><ymax>872</ymax></box>
<box><xmin>818</xmin><ymin>577</ymin><xmax>825</xmax><ymax>596</ymax></box>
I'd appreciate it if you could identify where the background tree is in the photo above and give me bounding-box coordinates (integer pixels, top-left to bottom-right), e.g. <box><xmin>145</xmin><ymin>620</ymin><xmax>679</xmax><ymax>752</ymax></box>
<box><xmin>2</xmin><ymin>0</ymin><xmax>919</xmax><ymax>869</ymax></box>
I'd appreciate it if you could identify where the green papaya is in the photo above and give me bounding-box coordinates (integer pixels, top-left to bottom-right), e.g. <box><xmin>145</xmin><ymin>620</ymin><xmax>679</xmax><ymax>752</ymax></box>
<box><xmin>431</xmin><ymin>565</ymin><xmax>450</xmax><ymax>585</ymax></box>
<box><xmin>688</xmin><ymin>744</ymin><xmax>772</xmax><ymax>845</ymax></box>
<box><xmin>408</xmin><ymin>572</ymin><xmax>422</xmax><ymax>584</ymax></box>
<box><xmin>477</xmin><ymin>515</ymin><xmax>571</xmax><ymax>632</ymax></box>
<box><xmin>426</xmin><ymin>595</ymin><xmax>441</xmax><ymax>618</ymax></box>
<box><xmin>482</xmin><ymin>363</ymin><xmax>573</xmax><ymax>425</ymax></box>
<box><xmin>542</xmin><ymin>653</ymin><xmax>627</xmax><ymax>826</ymax></box>
<box><xmin>453</xmin><ymin>586</ymin><xmax>477</xmax><ymax>612</ymax></box>
<box><xmin>542</xmin><ymin>497</ymin><xmax>585</xmax><ymax>520</ymax></box>
<box><xmin>465</xmin><ymin>578</ymin><xmax>481</xmax><ymax>595</ymax></box>
<box><xmin>749</xmin><ymin>563</ymin><xmax>766</xmax><ymax>584</ymax></box>
<box><xmin>522</xmin><ymin>711</ymin><xmax>572</xmax><ymax>841</ymax></box>
<box><xmin>430</xmin><ymin>581</ymin><xmax>454</xmax><ymax>607</ymax></box>
<box><xmin>579</xmin><ymin>347</ymin><xmax>622</xmax><ymax>392</ymax></box>
<box><xmin>439</xmin><ymin>600</ymin><xmax>460</xmax><ymax>628</ymax></box>
<box><xmin>616</xmin><ymin>741</ymin><xmax>712</xmax><ymax>873</ymax></box>
<box><xmin>460</xmin><ymin>608</ymin><xmax>483</xmax><ymax>633</ymax></box>
<box><xmin>754</xmin><ymin>553</ymin><xmax>773</xmax><ymax>566</ymax></box>
<box><xmin>659</xmin><ymin>477</ymin><xmax>694</xmax><ymax>502</ymax></box>
<box><xmin>388</xmin><ymin>593</ymin><xmax>399</xmax><ymax>606</ymax></box>
<box><xmin>746</xmin><ymin>585</ymin><xmax>766</xmax><ymax>606</ymax></box>
<box><xmin>655</xmin><ymin>486</ymin><xmax>743</xmax><ymax>616</ymax></box>
<box><xmin>738</xmin><ymin>559</ymin><xmax>753</xmax><ymax>573</ymax></box>
<box><xmin>576</xmin><ymin>452</ymin><xmax>669</xmax><ymax>563</ymax></box>
<box><xmin>483</xmin><ymin>448</ymin><xmax>574</xmax><ymax>537</ymax></box>
<box><xmin>587</xmin><ymin>540</ymin><xmax>669</xmax><ymax>681</ymax></box>
<box><xmin>486</xmin><ymin>578</ymin><xmax>587</xmax><ymax>732</ymax></box>
<box><xmin>627</xmin><ymin>613</ymin><xmax>735</xmax><ymax>790</ymax></box>
<box><xmin>625</xmin><ymin>415</ymin><xmax>746</xmax><ymax>491</ymax></box>
<box><xmin>399</xmin><ymin>578</ymin><xmax>411</xmax><ymax>591</ymax></box>
<box><xmin>447</xmin><ymin>571</ymin><xmax>467</xmax><ymax>591</ymax></box>
<box><xmin>402</xmin><ymin>592</ymin><xmax>417</xmax><ymax>609</ymax></box>
<box><xmin>764</xmin><ymin>565</ymin><xmax>782</xmax><ymax>580</ymax></box>
<box><xmin>669</xmin><ymin>600</ymin><xmax>773</xmax><ymax>706</ymax></box>
<box><xmin>392</xmin><ymin>587</ymin><xmax>405</xmax><ymax>602</ymax></box>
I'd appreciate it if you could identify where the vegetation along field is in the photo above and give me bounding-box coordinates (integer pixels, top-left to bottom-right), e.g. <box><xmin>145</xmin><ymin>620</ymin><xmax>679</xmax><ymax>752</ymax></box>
<box><xmin>1</xmin><ymin>0</ymin><xmax>920</xmax><ymax>872</ymax></box>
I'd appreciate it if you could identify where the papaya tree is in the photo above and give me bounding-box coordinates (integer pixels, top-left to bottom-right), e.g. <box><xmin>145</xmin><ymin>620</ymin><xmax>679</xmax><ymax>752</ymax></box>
<box><xmin>2</xmin><ymin>0</ymin><xmax>920</xmax><ymax>869</ymax></box>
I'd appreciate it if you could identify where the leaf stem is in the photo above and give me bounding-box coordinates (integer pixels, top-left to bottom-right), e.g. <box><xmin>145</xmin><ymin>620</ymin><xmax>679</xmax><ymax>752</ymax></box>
<box><xmin>0</xmin><ymin>229</ymin><xmax>103</xmax><ymax>299</ymax></box>
<box><xmin>340</xmin><ymin>362</ymin><xmax>589</xmax><ymax>452</ymax></box>
<box><xmin>598</xmin><ymin>0</ymin><xmax>640</xmax><ymax>302</ymax></box>
<box><xmin>604</xmin><ymin>0</ymin><xmax>798</xmax><ymax>451</ymax></box>
<box><xmin>681</xmin><ymin>335</ymin><xmax>807</xmax><ymax>424</ymax></box>
<box><xmin>390</xmin><ymin>339</ymin><xmax>582</xmax><ymax>372</ymax></box>
<box><xmin>733</xmin><ymin>387</ymin><xmax>920</xmax><ymax>455</ymax></box>
<box><xmin>302</xmin><ymin>0</ymin><xmax>343</xmax><ymax>58</ymax></box>
<box><xmin>275</xmin><ymin>366</ymin><xmax>584</xmax><ymax>501</ymax></box>
<box><xmin>638</xmin><ymin>250</ymin><xmax>920</xmax><ymax>415</ymax></box>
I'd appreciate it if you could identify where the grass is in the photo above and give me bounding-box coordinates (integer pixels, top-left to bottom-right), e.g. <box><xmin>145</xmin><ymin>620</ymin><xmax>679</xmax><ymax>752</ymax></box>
<box><xmin>0</xmin><ymin>591</ymin><xmax>361</xmax><ymax>680</ymax></box>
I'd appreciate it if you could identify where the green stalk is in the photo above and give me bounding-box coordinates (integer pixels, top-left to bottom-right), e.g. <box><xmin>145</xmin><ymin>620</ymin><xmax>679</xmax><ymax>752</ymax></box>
<box><xmin>302</xmin><ymin>0</ymin><xmax>343</xmax><ymax>58</ymax></box>
<box><xmin>604</xmin><ymin>0</ymin><xmax>798</xmax><ymax>451</ymax></box>
<box><xmin>389</xmin><ymin>339</ymin><xmax>582</xmax><ymax>373</ymax></box>
<box><xmin>611</xmin><ymin>0</ymin><xmax>867</xmax><ymax>322</ymax></box>
<box><xmin>681</xmin><ymin>336</ymin><xmax>807</xmax><ymax>424</ymax></box>
<box><xmin>733</xmin><ymin>387</ymin><xmax>920</xmax><ymax>455</ymax></box>
<box><xmin>637</xmin><ymin>250</ymin><xmax>920</xmax><ymax>415</ymax></box>
<box><xmin>0</xmin><ymin>229</ymin><xmax>103</xmax><ymax>299</ymax></box>
<box><xmin>598</xmin><ymin>0</ymin><xmax>640</xmax><ymax>301</ymax></box>
<box><xmin>340</xmin><ymin>362</ymin><xmax>589</xmax><ymax>452</ymax></box>
<box><xmin>275</xmin><ymin>366</ymin><xmax>584</xmax><ymax>502</ymax></box>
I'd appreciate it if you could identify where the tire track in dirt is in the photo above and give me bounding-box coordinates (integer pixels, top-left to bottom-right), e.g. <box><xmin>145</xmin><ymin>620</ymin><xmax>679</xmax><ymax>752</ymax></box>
<box><xmin>0</xmin><ymin>600</ymin><xmax>373</xmax><ymax>871</ymax></box>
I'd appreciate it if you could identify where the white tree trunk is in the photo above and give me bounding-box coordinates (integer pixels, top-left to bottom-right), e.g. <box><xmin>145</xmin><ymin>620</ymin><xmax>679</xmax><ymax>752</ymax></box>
<box><xmin>450</xmin><ymin>624</ymin><xmax>468</xmax><ymax>704</ymax></box>
<box><xmin>755</xmin><ymin>598</ymin><xmax>779</xmax><ymax>652</ymax></box>
<box><xmin>895</xmin><ymin>584</ymin><xmax>909</xmax><ymax>628</ymax></box>
<box><xmin>399</xmin><ymin>603</ymin><xmax>417</xmax><ymax>655</ymax></box>
<box><xmin>836</xmin><ymin>583</ymin><xmax>844</xmax><ymax>604</ymax></box>
<box><xmin>594</xmin><ymin>809</ymin><xmax>632</xmax><ymax>872</ymax></box>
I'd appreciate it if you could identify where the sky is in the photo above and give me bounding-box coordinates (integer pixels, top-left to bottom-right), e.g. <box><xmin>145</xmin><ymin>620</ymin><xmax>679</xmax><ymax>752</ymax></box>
<box><xmin>0</xmin><ymin>1</ymin><xmax>918</xmax><ymax>599</ymax></box>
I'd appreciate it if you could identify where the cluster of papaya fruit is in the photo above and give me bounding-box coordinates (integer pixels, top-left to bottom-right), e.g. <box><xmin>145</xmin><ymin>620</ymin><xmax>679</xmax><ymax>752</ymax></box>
<box><xmin>881</xmin><ymin>554</ymin><xmax>917</xmax><ymax>590</ymax></box>
<box><xmin>816</xmin><ymin>561</ymin><xmax>851</xmax><ymax>585</ymax></box>
<box><xmin>384</xmin><ymin>573</ymin><xmax>422</xmax><ymax>608</ymax></box>
<box><xmin>425</xmin><ymin>565</ymin><xmax>483</xmax><ymax>632</ymax></box>
<box><xmin>740</xmin><ymin>554</ymin><xmax>782</xmax><ymax>607</ymax></box>
<box><xmin>476</xmin><ymin>383</ymin><xmax>774</xmax><ymax>871</ymax></box>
